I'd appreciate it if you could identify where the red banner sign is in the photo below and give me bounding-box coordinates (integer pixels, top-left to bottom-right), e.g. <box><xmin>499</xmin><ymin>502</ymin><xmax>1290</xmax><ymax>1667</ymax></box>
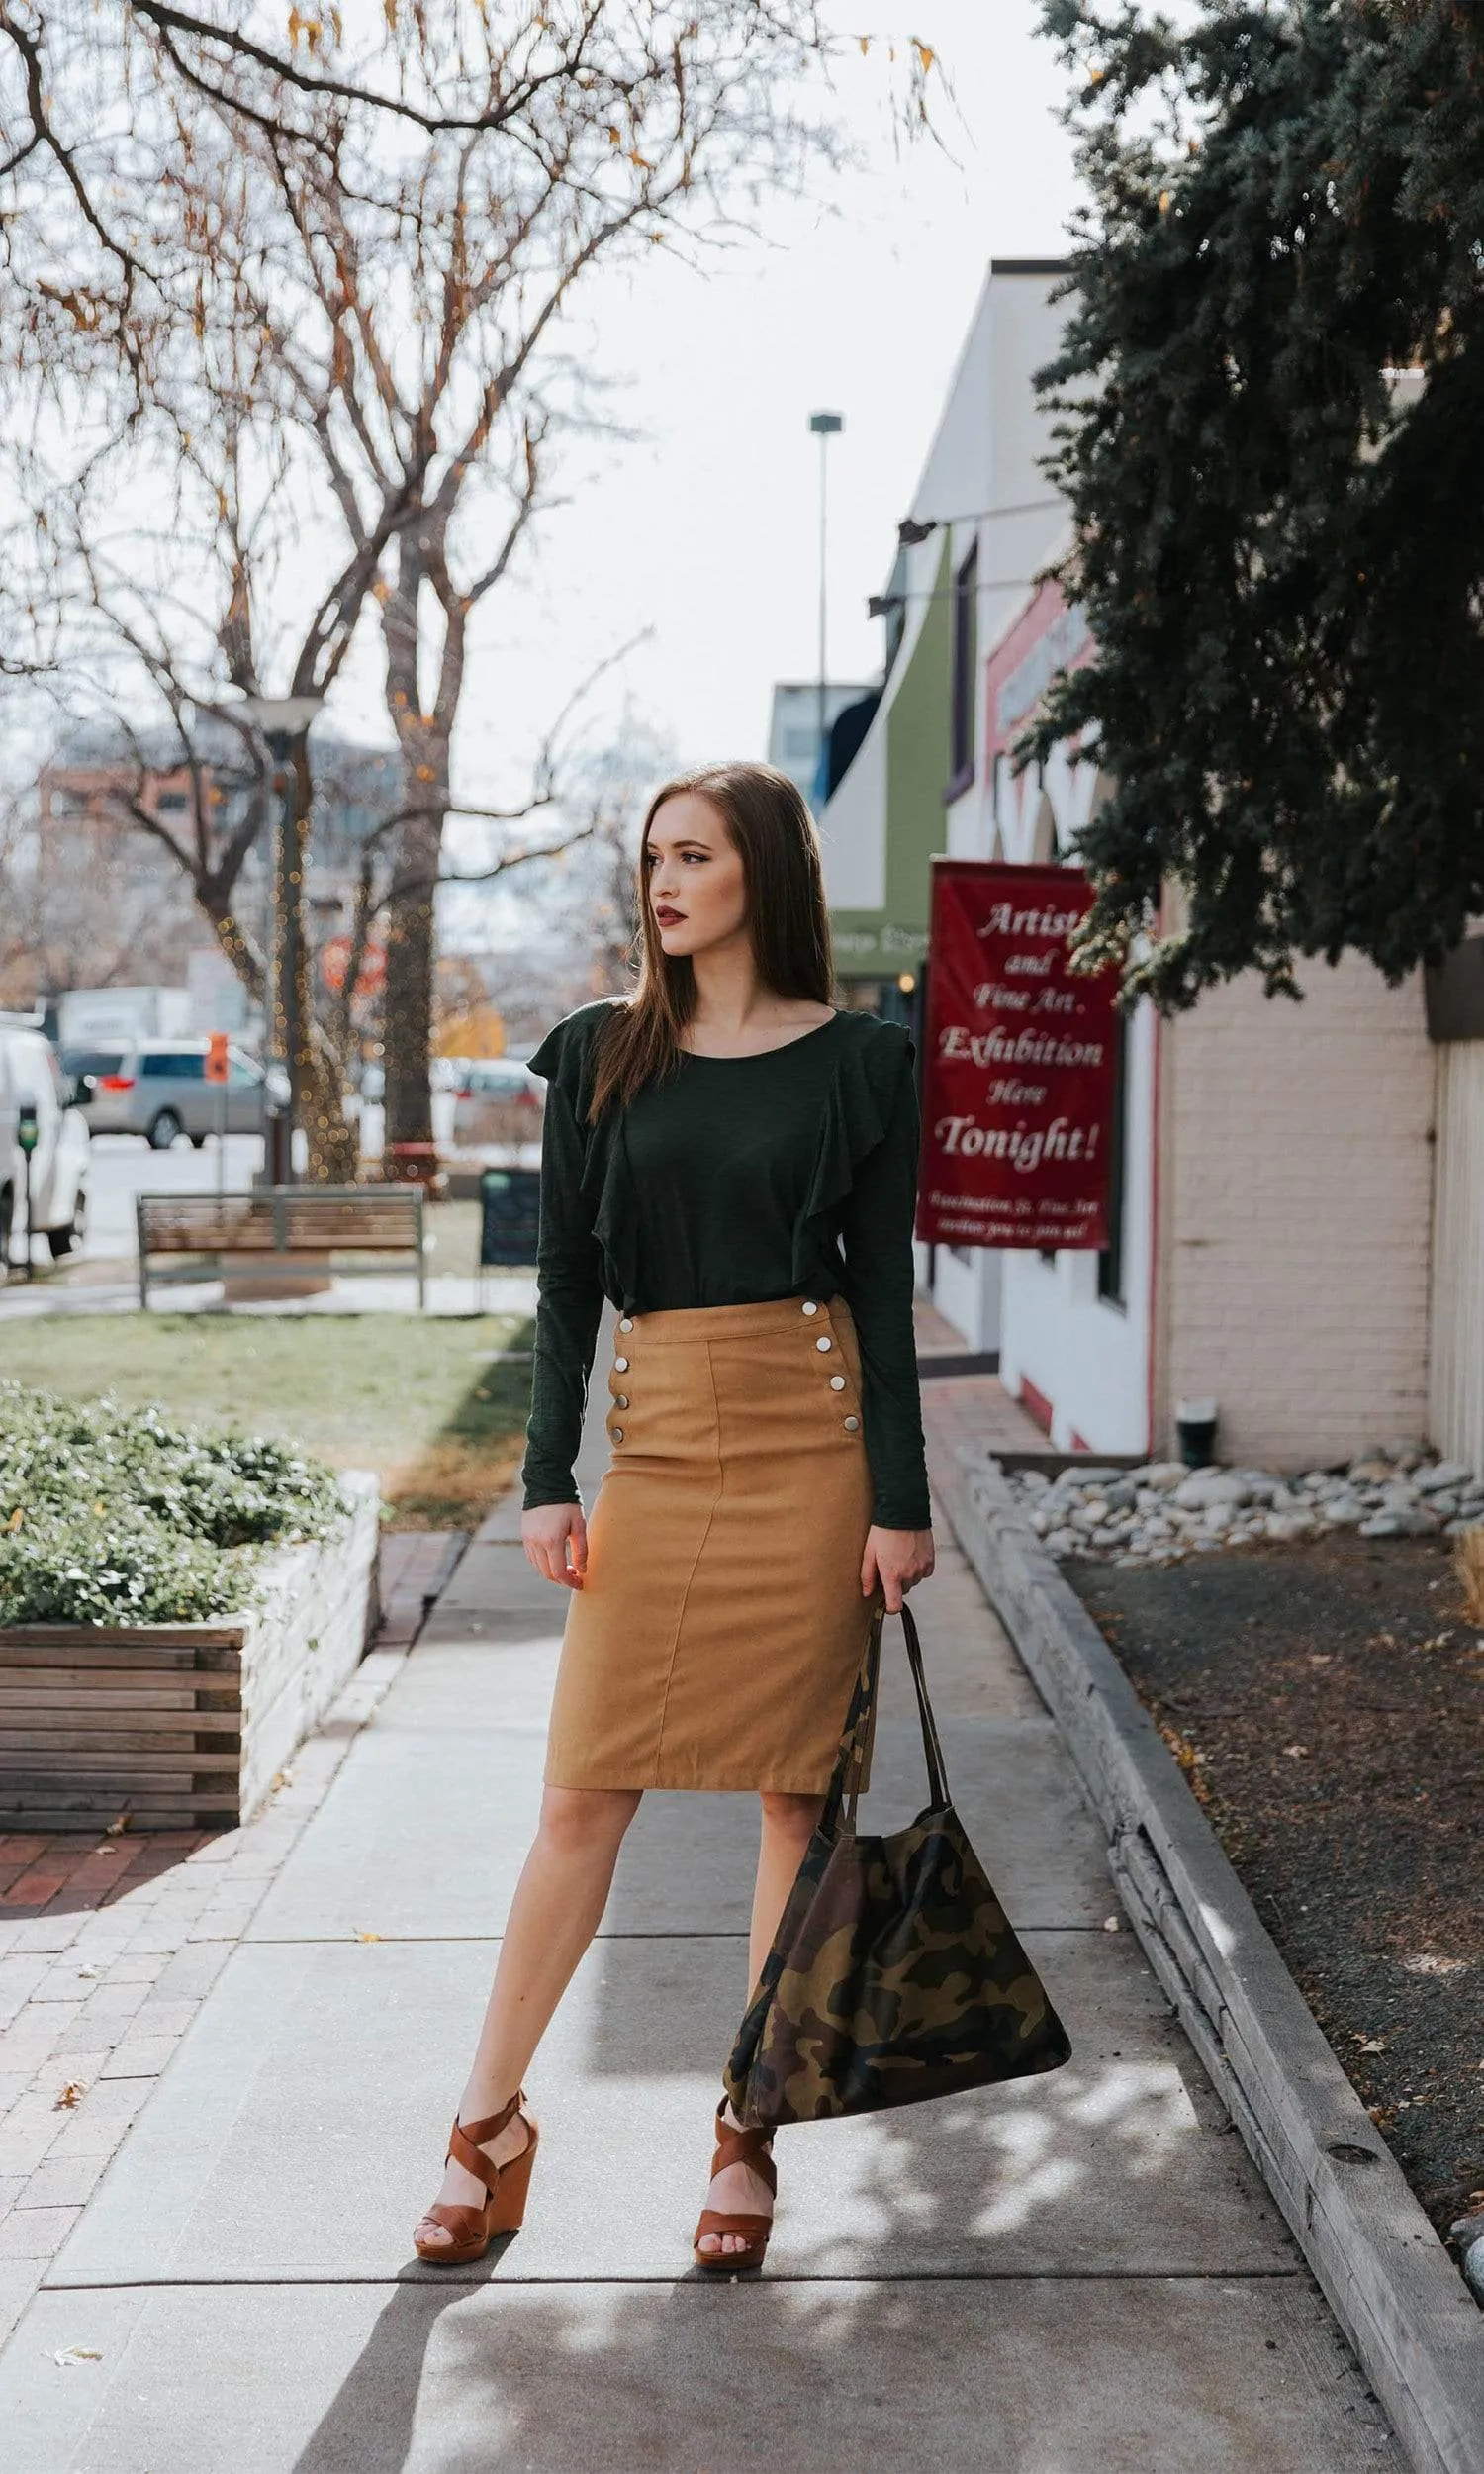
<box><xmin>915</xmin><ymin>860</ymin><xmax>1121</xmax><ymax>1252</ymax></box>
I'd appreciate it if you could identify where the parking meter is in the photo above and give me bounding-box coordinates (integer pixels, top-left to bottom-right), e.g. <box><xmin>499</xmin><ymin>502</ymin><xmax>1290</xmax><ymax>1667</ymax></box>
<box><xmin>16</xmin><ymin>1103</ymin><xmax>38</xmax><ymax>1282</ymax></box>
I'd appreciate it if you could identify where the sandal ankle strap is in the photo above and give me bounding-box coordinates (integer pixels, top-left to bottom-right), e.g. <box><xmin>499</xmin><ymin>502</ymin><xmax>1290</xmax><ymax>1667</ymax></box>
<box><xmin>447</xmin><ymin>2089</ymin><xmax>525</xmax><ymax>2192</ymax></box>
<box><xmin>711</xmin><ymin>2098</ymin><xmax>777</xmax><ymax>2195</ymax></box>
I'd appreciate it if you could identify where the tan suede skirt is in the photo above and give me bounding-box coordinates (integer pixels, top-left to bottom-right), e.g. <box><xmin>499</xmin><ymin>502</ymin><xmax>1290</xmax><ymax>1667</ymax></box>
<box><xmin>543</xmin><ymin>1292</ymin><xmax>884</xmax><ymax>1793</ymax></box>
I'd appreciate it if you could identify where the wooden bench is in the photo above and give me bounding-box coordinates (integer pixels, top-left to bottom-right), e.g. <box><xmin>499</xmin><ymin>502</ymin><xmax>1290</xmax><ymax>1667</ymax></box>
<box><xmin>136</xmin><ymin>1185</ymin><xmax>427</xmax><ymax>1308</ymax></box>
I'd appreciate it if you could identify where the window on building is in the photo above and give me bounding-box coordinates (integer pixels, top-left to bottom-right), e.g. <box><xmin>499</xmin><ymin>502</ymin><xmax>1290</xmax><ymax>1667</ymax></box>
<box><xmin>948</xmin><ymin>541</ymin><xmax>978</xmax><ymax>796</ymax></box>
<box><xmin>1097</xmin><ymin>1008</ymin><xmax>1131</xmax><ymax>1309</ymax></box>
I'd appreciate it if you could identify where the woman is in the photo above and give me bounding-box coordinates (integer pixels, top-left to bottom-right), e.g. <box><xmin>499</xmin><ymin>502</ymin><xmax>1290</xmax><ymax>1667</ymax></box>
<box><xmin>413</xmin><ymin>760</ymin><xmax>935</xmax><ymax>2273</ymax></box>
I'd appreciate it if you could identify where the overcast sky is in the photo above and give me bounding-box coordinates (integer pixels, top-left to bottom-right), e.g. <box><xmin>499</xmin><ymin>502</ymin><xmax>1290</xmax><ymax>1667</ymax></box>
<box><xmin>433</xmin><ymin>1</ymin><xmax>1085</xmax><ymax>883</ymax></box>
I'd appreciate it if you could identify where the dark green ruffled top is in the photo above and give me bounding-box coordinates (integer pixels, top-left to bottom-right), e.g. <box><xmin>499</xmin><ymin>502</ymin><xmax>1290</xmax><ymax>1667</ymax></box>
<box><xmin>518</xmin><ymin>999</ymin><xmax>931</xmax><ymax>1529</ymax></box>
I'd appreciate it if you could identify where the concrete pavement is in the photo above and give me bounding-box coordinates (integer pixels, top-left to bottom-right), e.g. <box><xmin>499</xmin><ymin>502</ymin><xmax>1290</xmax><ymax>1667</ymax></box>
<box><xmin>0</xmin><ymin>1307</ymin><xmax>1404</xmax><ymax>2470</ymax></box>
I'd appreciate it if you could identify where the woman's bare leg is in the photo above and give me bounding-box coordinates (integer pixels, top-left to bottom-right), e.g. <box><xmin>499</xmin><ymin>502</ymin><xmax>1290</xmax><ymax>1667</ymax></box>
<box><xmin>415</xmin><ymin>1783</ymin><xmax>641</xmax><ymax>2248</ymax></box>
<box><xmin>696</xmin><ymin>1788</ymin><xmax>823</xmax><ymax>2260</ymax></box>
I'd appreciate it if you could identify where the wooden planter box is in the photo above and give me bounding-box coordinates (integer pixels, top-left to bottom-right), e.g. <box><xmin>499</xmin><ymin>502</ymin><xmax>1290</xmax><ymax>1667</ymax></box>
<box><xmin>0</xmin><ymin>1473</ymin><xmax>381</xmax><ymax>1833</ymax></box>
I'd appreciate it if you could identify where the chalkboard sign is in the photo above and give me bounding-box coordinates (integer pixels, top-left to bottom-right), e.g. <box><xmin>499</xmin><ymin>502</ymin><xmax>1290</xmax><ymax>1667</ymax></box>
<box><xmin>478</xmin><ymin>1165</ymin><xmax>541</xmax><ymax>1267</ymax></box>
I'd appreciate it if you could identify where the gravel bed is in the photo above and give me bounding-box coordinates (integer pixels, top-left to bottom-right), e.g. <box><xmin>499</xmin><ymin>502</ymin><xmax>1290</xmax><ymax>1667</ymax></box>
<box><xmin>1008</xmin><ymin>1440</ymin><xmax>1484</xmax><ymax>1566</ymax></box>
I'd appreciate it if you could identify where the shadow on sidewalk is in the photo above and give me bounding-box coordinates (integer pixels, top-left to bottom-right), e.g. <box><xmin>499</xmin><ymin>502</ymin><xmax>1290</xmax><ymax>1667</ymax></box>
<box><xmin>290</xmin><ymin>2271</ymin><xmax>925</xmax><ymax>2474</ymax></box>
<box><xmin>287</xmin><ymin>1833</ymin><xmax>1292</xmax><ymax>2473</ymax></box>
<box><xmin>288</xmin><ymin>2079</ymin><xmax>1328</xmax><ymax>2474</ymax></box>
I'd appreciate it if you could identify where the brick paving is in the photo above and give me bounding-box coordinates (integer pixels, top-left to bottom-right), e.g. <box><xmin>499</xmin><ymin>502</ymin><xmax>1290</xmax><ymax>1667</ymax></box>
<box><xmin>0</xmin><ymin>1528</ymin><xmax>465</xmax><ymax>2344</ymax></box>
<box><xmin>920</xmin><ymin>1366</ymin><xmax>1050</xmax><ymax>1457</ymax></box>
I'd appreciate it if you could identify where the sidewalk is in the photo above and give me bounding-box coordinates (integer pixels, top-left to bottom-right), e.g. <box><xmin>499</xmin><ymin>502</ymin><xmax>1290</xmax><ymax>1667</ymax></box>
<box><xmin>0</xmin><ymin>1313</ymin><xmax>1404</xmax><ymax>2472</ymax></box>
<box><xmin>0</xmin><ymin>1270</ymin><xmax>536</xmax><ymax>1319</ymax></box>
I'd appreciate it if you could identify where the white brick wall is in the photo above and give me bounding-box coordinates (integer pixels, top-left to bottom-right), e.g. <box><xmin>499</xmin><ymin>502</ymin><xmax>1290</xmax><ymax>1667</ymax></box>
<box><xmin>1429</xmin><ymin>1039</ymin><xmax>1484</xmax><ymax>1475</ymax></box>
<box><xmin>1159</xmin><ymin>957</ymin><xmax>1434</xmax><ymax>1470</ymax></box>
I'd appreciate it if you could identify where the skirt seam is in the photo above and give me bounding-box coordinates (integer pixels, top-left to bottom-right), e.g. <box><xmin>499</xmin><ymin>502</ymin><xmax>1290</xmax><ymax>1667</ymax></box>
<box><xmin>648</xmin><ymin>1334</ymin><xmax>726</xmax><ymax>1778</ymax></box>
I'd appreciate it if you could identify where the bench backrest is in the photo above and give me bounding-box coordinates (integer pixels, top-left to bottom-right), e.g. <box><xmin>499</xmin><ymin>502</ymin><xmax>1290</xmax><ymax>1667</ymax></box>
<box><xmin>138</xmin><ymin>1187</ymin><xmax>423</xmax><ymax>1255</ymax></box>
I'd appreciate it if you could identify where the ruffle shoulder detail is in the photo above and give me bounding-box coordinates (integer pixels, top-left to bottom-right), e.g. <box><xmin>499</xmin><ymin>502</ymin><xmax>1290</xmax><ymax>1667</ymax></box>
<box><xmin>528</xmin><ymin>998</ymin><xmax>640</xmax><ymax>1308</ymax></box>
<box><xmin>525</xmin><ymin>997</ymin><xmax>622</xmax><ymax>1092</ymax></box>
<box><xmin>788</xmin><ymin>1015</ymin><xmax>914</xmax><ymax>1288</ymax></box>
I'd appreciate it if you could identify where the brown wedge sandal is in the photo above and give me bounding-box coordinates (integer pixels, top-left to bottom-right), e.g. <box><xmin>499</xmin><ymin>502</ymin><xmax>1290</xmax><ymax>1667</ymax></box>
<box><xmin>413</xmin><ymin>2089</ymin><xmax>539</xmax><ymax>2265</ymax></box>
<box><xmin>692</xmin><ymin>2096</ymin><xmax>777</xmax><ymax>2273</ymax></box>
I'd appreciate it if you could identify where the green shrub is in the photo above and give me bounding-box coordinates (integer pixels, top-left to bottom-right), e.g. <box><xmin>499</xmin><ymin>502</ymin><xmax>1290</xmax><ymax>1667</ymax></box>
<box><xmin>0</xmin><ymin>1380</ymin><xmax>347</xmax><ymax>1627</ymax></box>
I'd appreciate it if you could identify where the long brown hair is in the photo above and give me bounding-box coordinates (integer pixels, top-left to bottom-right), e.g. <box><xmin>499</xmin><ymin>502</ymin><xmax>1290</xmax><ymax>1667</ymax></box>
<box><xmin>586</xmin><ymin>760</ymin><xmax>837</xmax><ymax>1124</ymax></box>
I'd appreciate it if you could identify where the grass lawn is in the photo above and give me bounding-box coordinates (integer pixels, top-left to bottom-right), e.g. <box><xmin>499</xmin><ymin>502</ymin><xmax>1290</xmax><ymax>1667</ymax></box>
<box><xmin>0</xmin><ymin>1313</ymin><xmax>536</xmax><ymax>1530</ymax></box>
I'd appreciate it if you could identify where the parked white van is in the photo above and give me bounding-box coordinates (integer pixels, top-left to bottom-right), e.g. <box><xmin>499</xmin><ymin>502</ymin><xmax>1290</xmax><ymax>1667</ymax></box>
<box><xmin>0</xmin><ymin>1014</ymin><xmax>91</xmax><ymax>1266</ymax></box>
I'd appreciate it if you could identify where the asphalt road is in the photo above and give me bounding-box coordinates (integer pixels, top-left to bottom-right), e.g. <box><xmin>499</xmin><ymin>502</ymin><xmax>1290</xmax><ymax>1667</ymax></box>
<box><xmin>80</xmin><ymin>1130</ymin><xmax>276</xmax><ymax>1260</ymax></box>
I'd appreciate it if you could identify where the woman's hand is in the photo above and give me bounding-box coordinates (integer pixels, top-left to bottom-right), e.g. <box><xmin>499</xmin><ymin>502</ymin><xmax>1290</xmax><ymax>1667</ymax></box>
<box><xmin>522</xmin><ymin>1502</ymin><xmax>589</xmax><ymax>1589</ymax></box>
<box><xmin>861</xmin><ymin>1522</ymin><xmax>934</xmax><ymax>1612</ymax></box>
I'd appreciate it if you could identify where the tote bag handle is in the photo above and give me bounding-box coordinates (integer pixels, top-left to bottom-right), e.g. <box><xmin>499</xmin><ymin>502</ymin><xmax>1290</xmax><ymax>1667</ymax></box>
<box><xmin>819</xmin><ymin>1594</ymin><xmax>950</xmax><ymax>1840</ymax></box>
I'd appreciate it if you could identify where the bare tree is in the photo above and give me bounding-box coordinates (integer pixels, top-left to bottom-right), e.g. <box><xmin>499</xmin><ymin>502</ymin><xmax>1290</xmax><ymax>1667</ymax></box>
<box><xmin>0</xmin><ymin>5</ymin><xmax>937</xmax><ymax>366</ymax></box>
<box><xmin>0</xmin><ymin>5</ymin><xmax>941</xmax><ymax>1161</ymax></box>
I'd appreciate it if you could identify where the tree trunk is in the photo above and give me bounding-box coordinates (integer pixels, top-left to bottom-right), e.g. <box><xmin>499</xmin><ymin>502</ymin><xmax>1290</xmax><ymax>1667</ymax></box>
<box><xmin>306</xmin><ymin>1026</ymin><xmax>359</xmax><ymax>1183</ymax></box>
<box><xmin>383</xmin><ymin>802</ymin><xmax>443</xmax><ymax>1157</ymax></box>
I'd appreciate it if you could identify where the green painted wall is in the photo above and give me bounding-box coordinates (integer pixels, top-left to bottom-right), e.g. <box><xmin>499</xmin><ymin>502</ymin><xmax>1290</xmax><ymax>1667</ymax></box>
<box><xmin>829</xmin><ymin>532</ymin><xmax>954</xmax><ymax>978</ymax></box>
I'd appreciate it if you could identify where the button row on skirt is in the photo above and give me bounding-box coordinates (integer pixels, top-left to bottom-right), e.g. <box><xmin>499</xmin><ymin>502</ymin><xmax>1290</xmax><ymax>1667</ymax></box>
<box><xmin>611</xmin><ymin>1316</ymin><xmax>635</xmax><ymax>1439</ymax></box>
<box><xmin>604</xmin><ymin>1302</ymin><xmax>861</xmax><ymax>1444</ymax></box>
<box><xmin>804</xmin><ymin>1299</ymin><xmax>860</xmax><ymax>1434</ymax></box>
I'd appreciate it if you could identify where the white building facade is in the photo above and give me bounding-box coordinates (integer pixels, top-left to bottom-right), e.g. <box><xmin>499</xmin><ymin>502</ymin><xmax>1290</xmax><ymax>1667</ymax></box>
<box><xmin>822</xmin><ymin>258</ymin><xmax>1455</xmax><ymax>1475</ymax></box>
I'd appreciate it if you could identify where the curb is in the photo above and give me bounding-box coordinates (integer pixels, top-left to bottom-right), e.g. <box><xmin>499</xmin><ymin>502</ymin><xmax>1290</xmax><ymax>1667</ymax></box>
<box><xmin>931</xmin><ymin>1440</ymin><xmax>1484</xmax><ymax>2474</ymax></box>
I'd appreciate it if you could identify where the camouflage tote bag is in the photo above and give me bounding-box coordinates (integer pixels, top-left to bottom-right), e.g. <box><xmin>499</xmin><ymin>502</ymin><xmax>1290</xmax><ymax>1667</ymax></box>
<box><xmin>723</xmin><ymin>1597</ymin><xmax>1072</xmax><ymax>2128</ymax></box>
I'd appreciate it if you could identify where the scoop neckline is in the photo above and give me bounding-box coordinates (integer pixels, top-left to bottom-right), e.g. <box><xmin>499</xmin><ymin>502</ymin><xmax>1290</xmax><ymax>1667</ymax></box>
<box><xmin>676</xmin><ymin>1008</ymin><xmax>843</xmax><ymax>1063</ymax></box>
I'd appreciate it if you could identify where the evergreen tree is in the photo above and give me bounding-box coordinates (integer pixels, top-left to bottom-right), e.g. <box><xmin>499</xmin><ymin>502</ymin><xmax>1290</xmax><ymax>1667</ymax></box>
<box><xmin>1029</xmin><ymin>0</ymin><xmax>1484</xmax><ymax>1007</ymax></box>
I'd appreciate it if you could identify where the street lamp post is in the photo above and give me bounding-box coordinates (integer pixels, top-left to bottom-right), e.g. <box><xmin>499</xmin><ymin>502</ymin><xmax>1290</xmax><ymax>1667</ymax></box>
<box><xmin>809</xmin><ymin>410</ymin><xmax>844</xmax><ymax>794</ymax></box>
<box><xmin>240</xmin><ymin>695</ymin><xmax>325</xmax><ymax>1186</ymax></box>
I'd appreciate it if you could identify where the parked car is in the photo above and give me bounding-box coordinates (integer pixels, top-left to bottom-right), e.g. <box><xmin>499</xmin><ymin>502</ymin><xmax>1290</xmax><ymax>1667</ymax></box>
<box><xmin>449</xmin><ymin>1056</ymin><xmax>544</xmax><ymax>1151</ymax></box>
<box><xmin>0</xmin><ymin>1014</ymin><xmax>90</xmax><ymax>1262</ymax></box>
<box><xmin>64</xmin><ymin>1039</ymin><xmax>288</xmax><ymax>1150</ymax></box>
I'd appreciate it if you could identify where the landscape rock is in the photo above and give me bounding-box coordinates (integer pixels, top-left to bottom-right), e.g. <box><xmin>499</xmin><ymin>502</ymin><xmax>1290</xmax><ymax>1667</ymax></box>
<box><xmin>1415</xmin><ymin>1460</ymin><xmax>1474</xmax><ymax>1494</ymax></box>
<box><xmin>1396</xmin><ymin>1505</ymin><xmax>1441</xmax><ymax>1535</ymax></box>
<box><xmin>1173</xmin><ymin>1474</ymin><xmax>1252</xmax><ymax>1511</ymax></box>
<box><xmin>994</xmin><ymin>1441</ymin><xmax>1484</xmax><ymax>1569</ymax></box>
<box><xmin>1263</xmin><ymin>1512</ymin><xmax>1316</xmax><ymax>1543</ymax></box>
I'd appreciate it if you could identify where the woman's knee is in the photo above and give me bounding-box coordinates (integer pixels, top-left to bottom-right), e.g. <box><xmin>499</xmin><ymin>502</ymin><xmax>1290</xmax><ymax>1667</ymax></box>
<box><xmin>759</xmin><ymin>1789</ymin><xmax>824</xmax><ymax>1842</ymax></box>
<box><xmin>537</xmin><ymin>1784</ymin><xmax>641</xmax><ymax>1857</ymax></box>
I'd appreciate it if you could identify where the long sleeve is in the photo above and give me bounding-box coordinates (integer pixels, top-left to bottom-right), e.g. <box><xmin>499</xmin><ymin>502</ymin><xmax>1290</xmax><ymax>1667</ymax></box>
<box><xmin>836</xmin><ymin>1033</ymin><xmax>932</xmax><ymax>1529</ymax></box>
<box><xmin>519</xmin><ymin>1043</ymin><xmax>606</xmax><ymax>1511</ymax></box>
